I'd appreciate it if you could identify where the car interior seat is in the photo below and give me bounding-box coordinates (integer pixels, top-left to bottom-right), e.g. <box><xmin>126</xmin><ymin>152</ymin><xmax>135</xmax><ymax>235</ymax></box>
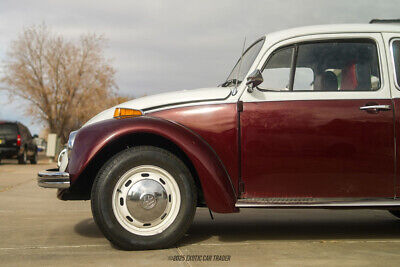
<box><xmin>341</xmin><ymin>62</ymin><xmax>372</xmax><ymax>91</ymax></box>
<box><xmin>341</xmin><ymin>62</ymin><xmax>358</xmax><ymax>90</ymax></box>
<box><xmin>355</xmin><ymin>62</ymin><xmax>372</xmax><ymax>90</ymax></box>
<box><xmin>322</xmin><ymin>71</ymin><xmax>338</xmax><ymax>91</ymax></box>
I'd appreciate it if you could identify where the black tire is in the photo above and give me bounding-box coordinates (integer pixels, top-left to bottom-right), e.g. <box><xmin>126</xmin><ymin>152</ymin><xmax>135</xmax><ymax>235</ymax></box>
<box><xmin>91</xmin><ymin>146</ymin><xmax>197</xmax><ymax>250</ymax></box>
<box><xmin>30</xmin><ymin>152</ymin><xmax>38</xmax><ymax>164</ymax></box>
<box><xmin>389</xmin><ymin>210</ymin><xmax>400</xmax><ymax>219</ymax></box>
<box><xmin>18</xmin><ymin>150</ymin><xmax>27</xmax><ymax>164</ymax></box>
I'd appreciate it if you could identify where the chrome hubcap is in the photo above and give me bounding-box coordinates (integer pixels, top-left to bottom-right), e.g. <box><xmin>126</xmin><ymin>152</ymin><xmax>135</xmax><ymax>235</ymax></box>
<box><xmin>112</xmin><ymin>165</ymin><xmax>181</xmax><ymax>236</ymax></box>
<box><xmin>126</xmin><ymin>179</ymin><xmax>168</xmax><ymax>222</ymax></box>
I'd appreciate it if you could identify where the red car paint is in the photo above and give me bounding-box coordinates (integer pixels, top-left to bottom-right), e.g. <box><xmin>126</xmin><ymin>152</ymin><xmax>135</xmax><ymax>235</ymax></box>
<box><xmin>67</xmin><ymin>116</ymin><xmax>238</xmax><ymax>213</ymax></box>
<box><xmin>150</xmin><ymin>104</ymin><xmax>240</xmax><ymax>195</ymax></box>
<box><xmin>241</xmin><ymin>99</ymin><xmax>395</xmax><ymax>198</ymax></box>
<box><xmin>68</xmin><ymin>97</ymin><xmax>397</xmax><ymax>209</ymax></box>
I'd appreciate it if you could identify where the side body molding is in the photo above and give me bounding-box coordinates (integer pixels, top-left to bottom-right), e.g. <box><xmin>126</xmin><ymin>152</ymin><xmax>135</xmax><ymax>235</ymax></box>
<box><xmin>68</xmin><ymin>116</ymin><xmax>238</xmax><ymax>213</ymax></box>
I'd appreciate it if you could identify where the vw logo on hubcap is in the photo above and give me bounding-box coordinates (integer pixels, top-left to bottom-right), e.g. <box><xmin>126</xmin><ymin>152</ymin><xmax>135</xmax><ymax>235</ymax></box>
<box><xmin>141</xmin><ymin>194</ymin><xmax>157</xmax><ymax>210</ymax></box>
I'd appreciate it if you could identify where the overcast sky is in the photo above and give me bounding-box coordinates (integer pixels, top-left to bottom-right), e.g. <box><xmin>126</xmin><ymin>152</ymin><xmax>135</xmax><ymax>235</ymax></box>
<box><xmin>1</xmin><ymin>0</ymin><xmax>400</xmax><ymax>134</ymax></box>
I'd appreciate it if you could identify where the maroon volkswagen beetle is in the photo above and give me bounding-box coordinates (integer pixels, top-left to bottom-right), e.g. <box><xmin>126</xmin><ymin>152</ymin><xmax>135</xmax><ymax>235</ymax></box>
<box><xmin>38</xmin><ymin>23</ymin><xmax>400</xmax><ymax>250</ymax></box>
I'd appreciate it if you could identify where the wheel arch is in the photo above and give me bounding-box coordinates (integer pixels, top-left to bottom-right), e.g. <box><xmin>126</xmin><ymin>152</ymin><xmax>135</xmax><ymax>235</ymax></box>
<box><xmin>69</xmin><ymin>132</ymin><xmax>205</xmax><ymax>205</ymax></box>
<box><xmin>64</xmin><ymin>117</ymin><xmax>238</xmax><ymax>213</ymax></box>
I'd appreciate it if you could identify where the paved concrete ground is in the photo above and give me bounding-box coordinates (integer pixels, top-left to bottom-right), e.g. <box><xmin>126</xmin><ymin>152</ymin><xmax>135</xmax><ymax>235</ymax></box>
<box><xmin>1</xmin><ymin>160</ymin><xmax>400</xmax><ymax>266</ymax></box>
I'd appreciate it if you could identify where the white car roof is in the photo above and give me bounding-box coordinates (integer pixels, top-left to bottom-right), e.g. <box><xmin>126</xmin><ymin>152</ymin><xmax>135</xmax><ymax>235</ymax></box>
<box><xmin>264</xmin><ymin>23</ymin><xmax>400</xmax><ymax>42</ymax></box>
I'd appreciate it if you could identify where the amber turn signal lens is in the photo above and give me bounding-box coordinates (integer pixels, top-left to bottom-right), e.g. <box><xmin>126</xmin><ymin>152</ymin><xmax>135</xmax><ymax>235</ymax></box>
<box><xmin>113</xmin><ymin>108</ymin><xmax>143</xmax><ymax>119</ymax></box>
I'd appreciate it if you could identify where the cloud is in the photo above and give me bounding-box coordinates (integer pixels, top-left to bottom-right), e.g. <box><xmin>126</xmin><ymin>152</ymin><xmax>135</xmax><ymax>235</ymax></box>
<box><xmin>0</xmin><ymin>0</ymin><xmax>399</xmax><ymax>134</ymax></box>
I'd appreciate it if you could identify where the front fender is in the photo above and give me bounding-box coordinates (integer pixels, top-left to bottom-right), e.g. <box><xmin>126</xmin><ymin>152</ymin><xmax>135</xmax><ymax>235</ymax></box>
<box><xmin>68</xmin><ymin>116</ymin><xmax>238</xmax><ymax>213</ymax></box>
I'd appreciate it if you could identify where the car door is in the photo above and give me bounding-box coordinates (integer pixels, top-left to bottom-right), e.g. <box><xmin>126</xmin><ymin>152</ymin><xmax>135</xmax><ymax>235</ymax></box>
<box><xmin>240</xmin><ymin>33</ymin><xmax>395</xmax><ymax>199</ymax></box>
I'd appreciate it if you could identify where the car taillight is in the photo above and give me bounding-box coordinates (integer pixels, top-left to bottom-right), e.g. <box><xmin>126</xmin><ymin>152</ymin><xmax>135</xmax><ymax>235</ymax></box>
<box><xmin>17</xmin><ymin>134</ymin><xmax>21</xmax><ymax>146</ymax></box>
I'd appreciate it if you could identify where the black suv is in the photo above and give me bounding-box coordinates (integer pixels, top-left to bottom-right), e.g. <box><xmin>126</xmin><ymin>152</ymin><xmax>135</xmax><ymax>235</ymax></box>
<box><xmin>0</xmin><ymin>121</ymin><xmax>37</xmax><ymax>164</ymax></box>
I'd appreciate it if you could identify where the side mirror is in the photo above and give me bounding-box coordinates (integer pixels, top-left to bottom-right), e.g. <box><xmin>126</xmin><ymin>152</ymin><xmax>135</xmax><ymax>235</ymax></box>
<box><xmin>246</xmin><ymin>69</ymin><xmax>263</xmax><ymax>93</ymax></box>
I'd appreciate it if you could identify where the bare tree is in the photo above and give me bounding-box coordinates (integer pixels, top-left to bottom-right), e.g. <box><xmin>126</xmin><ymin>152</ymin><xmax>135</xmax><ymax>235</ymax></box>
<box><xmin>1</xmin><ymin>24</ymin><xmax>127</xmax><ymax>143</ymax></box>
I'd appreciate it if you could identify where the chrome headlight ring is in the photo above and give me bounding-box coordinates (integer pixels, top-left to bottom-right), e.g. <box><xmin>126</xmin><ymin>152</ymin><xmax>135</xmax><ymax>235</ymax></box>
<box><xmin>57</xmin><ymin>148</ymin><xmax>68</xmax><ymax>168</ymax></box>
<box><xmin>58</xmin><ymin>130</ymin><xmax>78</xmax><ymax>171</ymax></box>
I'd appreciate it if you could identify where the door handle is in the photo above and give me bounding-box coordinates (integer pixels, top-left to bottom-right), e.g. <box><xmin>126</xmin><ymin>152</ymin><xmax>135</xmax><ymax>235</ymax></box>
<box><xmin>359</xmin><ymin>104</ymin><xmax>391</xmax><ymax>113</ymax></box>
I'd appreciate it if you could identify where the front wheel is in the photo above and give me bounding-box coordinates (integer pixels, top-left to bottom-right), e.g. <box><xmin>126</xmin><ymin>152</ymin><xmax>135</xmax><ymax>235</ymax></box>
<box><xmin>91</xmin><ymin>146</ymin><xmax>197</xmax><ymax>250</ymax></box>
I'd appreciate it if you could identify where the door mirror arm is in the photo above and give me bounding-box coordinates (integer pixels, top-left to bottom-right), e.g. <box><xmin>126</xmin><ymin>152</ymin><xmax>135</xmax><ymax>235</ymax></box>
<box><xmin>246</xmin><ymin>84</ymin><xmax>254</xmax><ymax>93</ymax></box>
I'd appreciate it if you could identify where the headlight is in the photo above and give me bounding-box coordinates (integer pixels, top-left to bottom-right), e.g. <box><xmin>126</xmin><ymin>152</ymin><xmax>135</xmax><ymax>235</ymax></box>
<box><xmin>57</xmin><ymin>148</ymin><xmax>68</xmax><ymax>168</ymax></box>
<box><xmin>67</xmin><ymin>130</ymin><xmax>78</xmax><ymax>150</ymax></box>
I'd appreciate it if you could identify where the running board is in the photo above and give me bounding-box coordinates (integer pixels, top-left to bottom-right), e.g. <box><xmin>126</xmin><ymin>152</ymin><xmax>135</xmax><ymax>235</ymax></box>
<box><xmin>235</xmin><ymin>198</ymin><xmax>400</xmax><ymax>208</ymax></box>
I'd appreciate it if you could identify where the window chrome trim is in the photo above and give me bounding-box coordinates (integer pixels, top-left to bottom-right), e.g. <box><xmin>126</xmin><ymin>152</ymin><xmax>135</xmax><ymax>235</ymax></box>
<box><xmin>390</xmin><ymin>38</ymin><xmax>400</xmax><ymax>90</ymax></box>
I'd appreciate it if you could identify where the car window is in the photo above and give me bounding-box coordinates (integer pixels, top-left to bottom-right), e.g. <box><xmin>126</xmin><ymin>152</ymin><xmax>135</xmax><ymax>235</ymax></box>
<box><xmin>293</xmin><ymin>68</ymin><xmax>314</xmax><ymax>90</ymax></box>
<box><xmin>296</xmin><ymin>41</ymin><xmax>380</xmax><ymax>91</ymax></box>
<box><xmin>393</xmin><ymin>40</ymin><xmax>400</xmax><ymax>88</ymax></box>
<box><xmin>259</xmin><ymin>47</ymin><xmax>293</xmax><ymax>91</ymax></box>
<box><xmin>0</xmin><ymin>123</ymin><xmax>18</xmax><ymax>137</ymax></box>
<box><xmin>226</xmin><ymin>39</ymin><xmax>264</xmax><ymax>85</ymax></box>
<box><xmin>260</xmin><ymin>39</ymin><xmax>381</xmax><ymax>92</ymax></box>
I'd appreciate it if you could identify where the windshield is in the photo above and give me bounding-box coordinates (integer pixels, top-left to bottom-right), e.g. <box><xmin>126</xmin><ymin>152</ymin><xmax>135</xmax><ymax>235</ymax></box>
<box><xmin>223</xmin><ymin>38</ymin><xmax>264</xmax><ymax>87</ymax></box>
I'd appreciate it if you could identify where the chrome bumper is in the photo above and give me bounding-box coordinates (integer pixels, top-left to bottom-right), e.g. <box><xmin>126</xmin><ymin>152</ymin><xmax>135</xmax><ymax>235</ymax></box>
<box><xmin>38</xmin><ymin>168</ymin><xmax>70</xmax><ymax>189</ymax></box>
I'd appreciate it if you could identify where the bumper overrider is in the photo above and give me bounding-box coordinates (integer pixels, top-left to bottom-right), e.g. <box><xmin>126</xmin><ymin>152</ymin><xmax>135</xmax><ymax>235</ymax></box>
<box><xmin>37</xmin><ymin>168</ymin><xmax>70</xmax><ymax>188</ymax></box>
<box><xmin>38</xmin><ymin>131</ymin><xmax>76</xmax><ymax>189</ymax></box>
